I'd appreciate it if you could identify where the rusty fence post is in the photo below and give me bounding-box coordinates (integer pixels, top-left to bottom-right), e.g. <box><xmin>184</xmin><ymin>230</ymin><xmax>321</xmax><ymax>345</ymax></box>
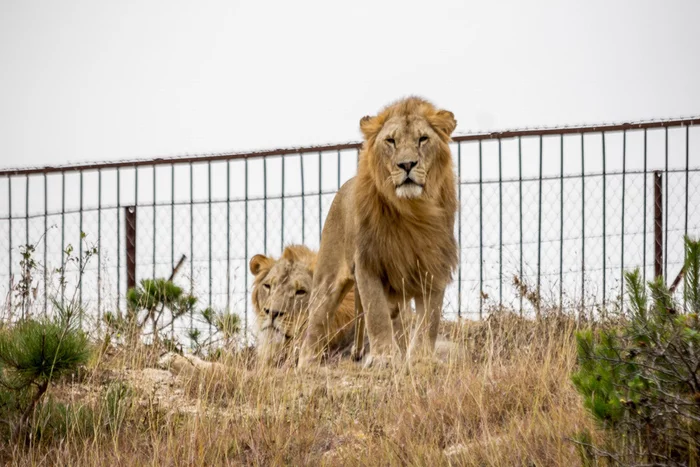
<box><xmin>654</xmin><ymin>171</ymin><xmax>663</xmax><ymax>280</ymax></box>
<box><xmin>125</xmin><ymin>206</ymin><xmax>137</xmax><ymax>291</ymax></box>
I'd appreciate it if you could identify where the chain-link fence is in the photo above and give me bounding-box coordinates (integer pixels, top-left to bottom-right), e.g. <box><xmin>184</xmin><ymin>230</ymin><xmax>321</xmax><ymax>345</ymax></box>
<box><xmin>1</xmin><ymin>118</ymin><xmax>699</xmax><ymax>342</ymax></box>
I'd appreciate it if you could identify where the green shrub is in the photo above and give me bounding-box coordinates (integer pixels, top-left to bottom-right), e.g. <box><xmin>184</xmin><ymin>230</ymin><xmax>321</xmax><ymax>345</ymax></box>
<box><xmin>109</xmin><ymin>278</ymin><xmax>197</xmax><ymax>344</ymax></box>
<box><xmin>572</xmin><ymin>237</ymin><xmax>700</xmax><ymax>465</ymax></box>
<box><xmin>0</xmin><ymin>315</ymin><xmax>91</xmax><ymax>444</ymax></box>
<box><xmin>110</xmin><ymin>277</ymin><xmax>241</xmax><ymax>356</ymax></box>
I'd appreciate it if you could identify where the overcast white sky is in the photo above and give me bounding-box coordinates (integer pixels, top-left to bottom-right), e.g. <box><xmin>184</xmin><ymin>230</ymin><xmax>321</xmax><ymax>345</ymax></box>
<box><xmin>1</xmin><ymin>0</ymin><xmax>699</xmax><ymax>169</ymax></box>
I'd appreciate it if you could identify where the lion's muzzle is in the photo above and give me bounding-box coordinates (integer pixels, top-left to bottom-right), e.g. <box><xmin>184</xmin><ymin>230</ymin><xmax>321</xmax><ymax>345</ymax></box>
<box><xmin>394</xmin><ymin>162</ymin><xmax>424</xmax><ymax>199</ymax></box>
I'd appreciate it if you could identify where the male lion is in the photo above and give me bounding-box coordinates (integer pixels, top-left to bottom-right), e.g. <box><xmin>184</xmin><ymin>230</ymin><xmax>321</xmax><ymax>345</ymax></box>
<box><xmin>299</xmin><ymin>97</ymin><xmax>458</xmax><ymax>368</ymax></box>
<box><xmin>250</xmin><ymin>244</ymin><xmax>358</xmax><ymax>365</ymax></box>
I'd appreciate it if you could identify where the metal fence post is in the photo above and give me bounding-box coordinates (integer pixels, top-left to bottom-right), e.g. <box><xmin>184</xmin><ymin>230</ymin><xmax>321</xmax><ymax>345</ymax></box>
<box><xmin>61</xmin><ymin>172</ymin><xmax>65</xmax><ymax>304</ymax></box>
<box><xmin>478</xmin><ymin>140</ymin><xmax>483</xmax><ymax>319</ymax></box>
<box><xmin>226</xmin><ymin>160</ymin><xmax>231</xmax><ymax>313</ymax></box>
<box><xmin>189</xmin><ymin>162</ymin><xmax>194</xmax><ymax>333</ymax></box>
<box><xmin>664</xmin><ymin>128</ymin><xmax>669</xmax><ymax>278</ymax></box>
<box><xmin>116</xmin><ymin>168</ymin><xmax>121</xmax><ymax>310</ymax></box>
<box><xmin>602</xmin><ymin>133</ymin><xmax>607</xmax><ymax>310</ymax></box>
<box><xmin>97</xmin><ymin>170</ymin><xmax>102</xmax><ymax>328</ymax></box>
<box><xmin>654</xmin><ymin>171</ymin><xmax>663</xmax><ymax>280</ymax></box>
<box><xmin>518</xmin><ymin>137</ymin><xmax>523</xmax><ymax>316</ymax></box>
<box><xmin>43</xmin><ymin>173</ymin><xmax>48</xmax><ymax>317</ymax></box>
<box><xmin>300</xmin><ymin>154</ymin><xmax>305</xmax><ymax>245</ymax></box>
<box><xmin>281</xmin><ymin>157</ymin><xmax>285</xmax><ymax>249</ymax></box>
<box><xmin>7</xmin><ymin>176</ymin><xmax>11</xmax><ymax>310</ymax></box>
<box><xmin>152</xmin><ymin>165</ymin><xmax>156</xmax><ymax>279</ymax></box>
<box><xmin>620</xmin><ymin>131</ymin><xmax>626</xmax><ymax>312</ymax></box>
<box><xmin>78</xmin><ymin>171</ymin><xmax>83</xmax><ymax>324</ymax></box>
<box><xmin>318</xmin><ymin>151</ymin><xmax>322</xmax><ymax>242</ymax></box>
<box><xmin>580</xmin><ymin>134</ymin><xmax>586</xmax><ymax>321</ymax></box>
<box><xmin>559</xmin><ymin>135</ymin><xmax>564</xmax><ymax>312</ymax></box>
<box><xmin>642</xmin><ymin>130</ymin><xmax>648</xmax><ymax>284</ymax></box>
<box><xmin>536</xmin><ymin>135</ymin><xmax>543</xmax><ymax>318</ymax></box>
<box><xmin>685</xmin><ymin>125</ymin><xmax>690</xmax><ymax>238</ymax></box>
<box><xmin>264</xmin><ymin>157</ymin><xmax>268</xmax><ymax>254</ymax></box>
<box><xmin>125</xmin><ymin>206</ymin><xmax>137</xmax><ymax>291</ymax></box>
<box><xmin>457</xmin><ymin>142</ymin><xmax>462</xmax><ymax>318</ymax></box>
<box><xmin>498</xmin><ymin>138</ymin><xmax>503</xmax><ymax>309</ymax></box>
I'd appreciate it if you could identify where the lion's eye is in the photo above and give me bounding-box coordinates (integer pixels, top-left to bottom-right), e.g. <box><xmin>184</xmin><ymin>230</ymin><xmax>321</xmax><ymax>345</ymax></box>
<box><xmin>385</xmin><ymin>138</ymin><xmax>395</xmax><ymax>146</ymax></box>
<box><xmin>419</xmin><ymin>135</ymin><xmax>428</xmax><ymax>144</ymax></box>
<box><xmin>295</xmin><ymin>289</ymin><xmax>307</xmax><ymax>296</ymax></box>
<box><xmin>263</xmin><ymin>283</ymin><xmax>271</xmax><ymax>290</ymax></box>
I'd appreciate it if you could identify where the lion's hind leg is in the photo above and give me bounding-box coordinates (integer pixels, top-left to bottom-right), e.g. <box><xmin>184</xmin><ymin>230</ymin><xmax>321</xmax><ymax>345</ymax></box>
<box><xmin>351</xmin><ymin>284</ymin><xmax>365</xmax><ymax>361</ymax></box>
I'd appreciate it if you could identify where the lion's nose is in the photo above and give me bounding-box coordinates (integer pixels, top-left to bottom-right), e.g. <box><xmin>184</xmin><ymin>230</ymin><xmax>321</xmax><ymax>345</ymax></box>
<box><xmin>265</xmin><ymin>309</ymin><xmax>284</xmax><ymax>321</ymax></box>
<box><xmin>397</xmin><ymin>161</ymin><xmax>417</xmax><ymax>173</ymax></box>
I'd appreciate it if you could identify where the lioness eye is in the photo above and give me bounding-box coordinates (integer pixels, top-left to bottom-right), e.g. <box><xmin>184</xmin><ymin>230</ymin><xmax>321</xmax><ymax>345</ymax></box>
<box><xmin>295</xmin><ymin>289</ymin><xmax>307</xmax><ymax>296</ymax></box>
<box><xmin>385</xmin><ymin>138</ymin><xmax>395</xmax><ymax>146</ymax></box>
<box><xmin>263</xmin><ymin>283</ymin><xmax>271</xmax><ymax>290</ymax></box>
<box><xmin>419</xmin><ymin>135</ymin><xmax>428</xmax><ymax>144</ymax></box>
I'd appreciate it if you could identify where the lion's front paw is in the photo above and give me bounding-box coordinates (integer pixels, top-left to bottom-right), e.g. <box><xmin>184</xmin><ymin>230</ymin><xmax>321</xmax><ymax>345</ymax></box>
<box><xmin>363</xmin><ymin>353</ymin><xmax>396</xmax><ymax>370</ymax></box>
<box><xmin>407</xmin><ymin>353</ymin><xmax>444</xmax><ymax>369</ymax></box>
<box><xmin>350</xmin><ymin>343</ymin><xmax>365</xmax><ymax>362</ymax></box>
<box><xmin>297</xmin><ymin>346</ymin><xmax>320</xmax><ymax>369</ymax></box>
<box><xmin>157</xmin><ymin>351</ymin><xmax>178</xmax><ymax>370</ymax></box>
<box><xmin>158</xmin><ymin>352</ymin><xmax>202</xmax><ymax>376</ymax></box>
<box><xmin>434</xmin><ymin>339</ymin><xmax>463</xmax><ymax>363</ymax></box>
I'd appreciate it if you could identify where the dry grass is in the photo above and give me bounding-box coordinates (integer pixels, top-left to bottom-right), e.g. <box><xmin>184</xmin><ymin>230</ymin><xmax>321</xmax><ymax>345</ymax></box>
<box><xmin>2</xmin><ymin>312</ymin><xmax>600</xmax><ymax>466</ymax></box>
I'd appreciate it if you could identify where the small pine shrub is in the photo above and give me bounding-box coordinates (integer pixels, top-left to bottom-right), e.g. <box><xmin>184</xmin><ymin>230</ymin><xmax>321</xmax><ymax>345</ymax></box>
<box><xmin>109</xmin><ymin>278</ymin><xmax>241</xmax><ymax>356</ymax></box>
<box><xmin>128</xmin><ymin>278</ymin><xmax>196</xmax><ymax>342</ymax></box>
<box><xmin>572</xmin><ymin>237</ymin><xmax>700</xmax><ymax>465</ymax></box>
<box><xmin>0</xmin><ymin>314</ymin><xmax>91</xmax><ymax>444</ymax></box>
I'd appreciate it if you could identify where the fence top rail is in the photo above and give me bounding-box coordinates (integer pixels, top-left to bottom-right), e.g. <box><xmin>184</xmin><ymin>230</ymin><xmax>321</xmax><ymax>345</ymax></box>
<box><xmin>1</xmin><ymin>116</ymin><xmax>699</xmax><ymax>177</ymax></box>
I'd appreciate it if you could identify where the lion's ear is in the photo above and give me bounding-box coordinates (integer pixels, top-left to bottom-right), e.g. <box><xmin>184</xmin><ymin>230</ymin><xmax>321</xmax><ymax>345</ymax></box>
<box><xmin>282</xmin><ymin>245</ymin><xmax>316</xmax><ymax>268</ymax></box>
<box><xmin>250</xmin><ymin>254</ymin><xmax>273</xmax><ymax>276</ymax></box>
<box><xmin>360</xmin><ymin>115</ymin><xmax>382</xmax><ymax>141</ymax></box>
<box><xmin>430</xmin><ymin>110</ymin><xmax>457</xmax><ymax>137</ymax></box>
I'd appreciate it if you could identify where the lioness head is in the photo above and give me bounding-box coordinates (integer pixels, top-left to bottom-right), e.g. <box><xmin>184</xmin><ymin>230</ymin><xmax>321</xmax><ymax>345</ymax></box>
<box><xmin>359</xmin><ymin>97</ymin><xmax>457</xmax><ymax>200</ymax></box>
<box><xmin>249</xmin><ymin>245</ymin><xmax>316</xmax><ymax>363</ymax></box>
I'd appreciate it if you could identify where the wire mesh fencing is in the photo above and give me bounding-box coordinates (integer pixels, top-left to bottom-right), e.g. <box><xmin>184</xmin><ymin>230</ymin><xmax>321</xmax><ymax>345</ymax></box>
<box><xmin>1</xmin><ymin>118</ymin><xmax>699</xmax><ymax>346</ymax></box>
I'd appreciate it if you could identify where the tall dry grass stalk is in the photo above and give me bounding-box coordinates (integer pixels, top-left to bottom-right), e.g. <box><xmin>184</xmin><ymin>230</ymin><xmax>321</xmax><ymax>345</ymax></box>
<box><xmin>2</xmin><ymin>311</ymin><xmax>599</xmax><ymax>466</ymax></box>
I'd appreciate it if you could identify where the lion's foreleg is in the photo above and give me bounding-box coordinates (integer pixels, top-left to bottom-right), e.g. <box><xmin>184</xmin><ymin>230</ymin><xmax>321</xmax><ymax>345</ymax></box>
<box><xmin>301</xmin><ymin>294</ymin><xmax>332</xmax><ymax>357</ymax></box>
<box><xmin>351</xmin><ymin>285</ymin><xmax>365</xmax><ymax>361</ymax></box>
<box><xmin>409</xmin><ymin>287</ymin><xmax>445</xmax><ymax>359</ymax></box>
<box><xmin>390</xmin><ymin>303</ymin><xmax>409</xmax><ymax>356</ymax></box>
<box><xmin>356</xmin><ymin>263</ymin><xmax>393</xmax><ymax>359</ymax></box>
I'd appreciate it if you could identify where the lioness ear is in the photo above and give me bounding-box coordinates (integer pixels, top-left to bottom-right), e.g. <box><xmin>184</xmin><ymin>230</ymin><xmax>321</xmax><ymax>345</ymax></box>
<box><xmin>430</xmin><ymin>110</ymin><xmax>457</xmax><ymax>137</ymax></box>
<box><xmin>282</xmin><ymin>245</ymin><xmax>316</xmax><ymax>269</ymax></box>
<box><xmin>250</xmin><ymin>254</ymin><xmax>273</xmax><ymax>276</ymax></box>
<box><xmin>359</xmin><ymin>115</ymin><xmax>382</xmax><ymax>141</ymax></box>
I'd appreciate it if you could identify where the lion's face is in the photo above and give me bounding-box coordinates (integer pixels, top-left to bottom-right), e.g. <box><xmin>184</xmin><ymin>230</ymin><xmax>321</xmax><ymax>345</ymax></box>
<box><xmin>360</xmin><ymin>97</ymin><xmax>457</xmax><ymax>201</ymax></box>
<box><xmin>249</xmin><ymin>246</ymin><xmax>316</xmax><ymax>362</ymax></box>
<box><xmin>376</xmin><ymin>116</ymin><xmax>443</xmax><ymax>199</ymax></box>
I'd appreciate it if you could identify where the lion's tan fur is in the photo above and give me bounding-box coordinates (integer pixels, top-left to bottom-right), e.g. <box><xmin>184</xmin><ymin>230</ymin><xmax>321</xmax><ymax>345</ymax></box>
<box><xmin>250</xmin><ymin>245</ymin><xmax>356</xmax><ymax>365</ymax></box>
<box><xmin>300</xmin><ymin>97</ymin><xmax>458</xmax><ymax>366</ymax></box>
